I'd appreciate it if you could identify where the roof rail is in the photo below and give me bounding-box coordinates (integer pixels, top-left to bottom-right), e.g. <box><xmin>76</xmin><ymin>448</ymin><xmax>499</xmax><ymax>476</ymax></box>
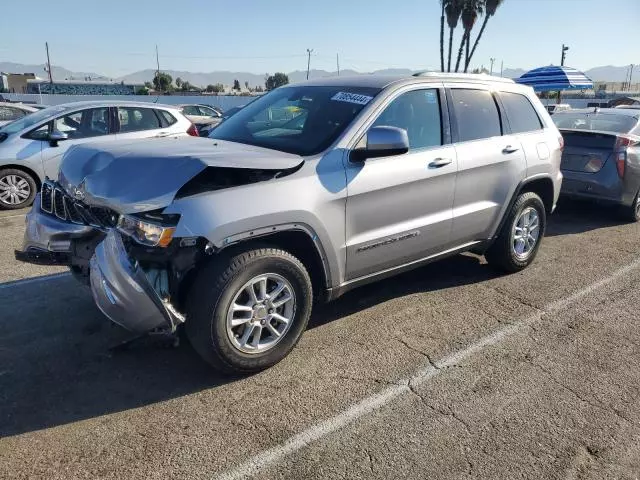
<box><xmin>412</xmin><ymin>71</ymin><xmax>515</xmax><ymax>83</ymax></box>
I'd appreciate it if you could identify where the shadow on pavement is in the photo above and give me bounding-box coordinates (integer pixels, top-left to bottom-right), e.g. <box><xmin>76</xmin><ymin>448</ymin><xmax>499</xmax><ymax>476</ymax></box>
<box><xmin>0</xmin><ymin>254</ymin><xmax>496</xmax><ymax>438</ymax></box>
<box><xmin>546</xmin><ymin>199</ymin><xmax>629</xmax><ymax>237</ymax></box>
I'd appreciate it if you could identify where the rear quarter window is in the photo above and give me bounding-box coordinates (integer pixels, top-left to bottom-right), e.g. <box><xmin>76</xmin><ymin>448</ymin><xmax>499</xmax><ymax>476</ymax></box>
<box><xmin>500</xmin><ymin>92</ymin><xmax>543</xmax><ymax>134</ymax></box>
<box><xmin>157</xmin><ymin>110</ymin><xmax>178</xmax><ymax>127</ymax></box>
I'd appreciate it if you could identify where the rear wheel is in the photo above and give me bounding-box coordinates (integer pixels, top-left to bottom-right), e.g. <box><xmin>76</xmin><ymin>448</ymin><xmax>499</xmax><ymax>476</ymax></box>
<box><xmin>621</xmin><ymin>191</ymin><xmax>640</xmax><ymax>222</ymax></box>
<box><xmin>485</xmin><ymin>192</ymin><xmax>546</xmax><ymax>273</ymax></box>
<box><xmin>0</xmin><ymin>168</ymin><xmax>37</xmax><ymax>210</ymax></box>
<box><xmin>186</xmin><ymin>247</ymin><xmax>313</xmax><ymax>374</ymax></box>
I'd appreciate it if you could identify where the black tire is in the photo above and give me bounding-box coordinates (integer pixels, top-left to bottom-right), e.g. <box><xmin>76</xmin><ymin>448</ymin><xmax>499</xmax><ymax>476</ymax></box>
<box><xmin>620</xmin><ymin>191</ymin><xmax>640</xmax><ymax>223</ymax></box>
<box><xmin>186</xmin><ymin>247</ymin><xmax>313</xmax><ymax>374</ymax></box>
<box><xmin>0</xmin><ymin>168</ymin><xmax>37</xmax><ymax>210</ymax></box>
<box><xmin>485</xmin><ymin>192</ymin><xmax>546</xmax><ymax>273</ymax></box>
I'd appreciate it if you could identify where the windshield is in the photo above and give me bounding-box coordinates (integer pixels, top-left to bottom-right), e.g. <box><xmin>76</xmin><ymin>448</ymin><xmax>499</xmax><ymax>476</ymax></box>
<box><xmin>210</xmin><ymin>85</ymin><xmax>381</xmax><ymax>156</ymax></box>
<box><xmin>0</xmin><ymin>105</ymin><xmax>70</xmax><ymax>135</ymax></box>
<box><xmin>553</xmin><ymin>112</ymin><xmax>638</xmax><ymax>134</ymax></box>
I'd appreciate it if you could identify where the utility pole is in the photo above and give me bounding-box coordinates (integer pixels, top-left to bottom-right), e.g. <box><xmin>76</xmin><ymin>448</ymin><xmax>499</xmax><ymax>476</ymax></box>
<box><xmin>155</xmin><ymin>44</ymin><xmax>161</xmax><ymax>91</ymax></box>
<box><xmin>336</xmin><ymin>53</ymin><xmax>340</xmax><ymax>76</ymax></box>
<box><xmin>500</xmin><ymin>60</ymin><xmax>504</xmax><ymax>77</ymax></box>
<box><xmin>561</xmin><ymin>44</ymin><xmax>569</xmax><ymax>66</ymax></box>
<box><xmin>630</xmin><ymin>64</ymin><xmax>635</xmax><ymax>91</ymax></box>
<box><xmin>306</xmin><ymin>48</ymin><xmax>313</xmax><ymax>80</ymax></box>
<box><xmin>45</xmin><ymin>42</ymin><xmax>53</xmax><ymax>86</ymax></box>
<box><xmin>489</xmin><ymin>58</ymin><xmax>495</xmax><ymax>75</ymax></box>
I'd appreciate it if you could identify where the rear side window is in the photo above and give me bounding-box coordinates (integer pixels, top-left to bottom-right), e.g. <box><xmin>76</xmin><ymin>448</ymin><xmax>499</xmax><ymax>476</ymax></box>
<box><xmin>157</xmin><ymin>110</ymin><xmax>177</xmax><ymax>127</ymax></box>
<box><xmin>451</xmin><ymin>89</ymin><xmax>502</xmax><ymax>142</ymax></box>
<box><xmin>117</xmin><ymin>107</ymin><xmax>162</xmax><ymax>132</ymax></box>
<box><xmin>500</xmin><ymin>92</ymin><xmax>543</xmax><ymax>133</ymax></box>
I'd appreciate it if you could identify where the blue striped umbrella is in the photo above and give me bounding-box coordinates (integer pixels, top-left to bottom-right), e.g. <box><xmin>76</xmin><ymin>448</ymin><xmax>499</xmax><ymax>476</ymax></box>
<box><xmin>516</xmin><ymin>65</ymin><xmax>593</xmax><ymax>91</ymax></box>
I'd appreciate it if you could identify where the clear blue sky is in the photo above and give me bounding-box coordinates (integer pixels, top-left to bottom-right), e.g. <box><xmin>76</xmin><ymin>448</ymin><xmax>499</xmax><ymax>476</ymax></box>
<box><xmin>1</xmin><ymin>0</ymin><xmax>638</xmax><ymax>77</ymax></box>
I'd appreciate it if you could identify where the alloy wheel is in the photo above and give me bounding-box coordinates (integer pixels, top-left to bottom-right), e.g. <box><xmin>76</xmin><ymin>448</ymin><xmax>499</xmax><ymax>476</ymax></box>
<box><xmin>512</xmin><ymin>207</ymin><xmax>540</xmax><ymax>260</ymax></box>
<box><xmin>226</xmin><ymin>273</ymin><xmax>296</xmax><ymax>354</ymax></box>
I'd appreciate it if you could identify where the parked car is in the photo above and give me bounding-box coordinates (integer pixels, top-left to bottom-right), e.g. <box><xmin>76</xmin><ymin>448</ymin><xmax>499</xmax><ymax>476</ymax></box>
<box><xmin>553</xmin><ymin>108</ymin><xmax>640</xmax><ymax>219</ymax></box>
<box><xmin>179</xmin><ymin>104</ymin><xmax>223</xmax><ymax>132</ymax></box>
<box><xmin>0</xmin><ymin>102</ymin><xmax>40</xmax><ymax>127</ymax></box>
<box><xmin>545</xmin><ymin>104</ymin><xmax>571</xmax><ymax>114</ymax></box>
<box><xmin>17</xmin><ymin>73</ymin><xmax>562</xmax><ymax>373</ymax></box>
<box><xmin>221</xmin><ymin>105</ymin><xmax>245</xmax><ymax>121</ymax></box>
<box><xmin>0</xmin><ymin>101</ymin><xmax>197</xmax><ymax>209</ymax></box>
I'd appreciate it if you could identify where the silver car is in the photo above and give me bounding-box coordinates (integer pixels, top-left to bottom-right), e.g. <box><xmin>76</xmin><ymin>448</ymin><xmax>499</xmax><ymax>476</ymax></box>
<box><xmin>17</xmin><ymin>73</ymin><xmax>563</xmax><ymax>373</ymax></box>
<box><xmin>0</xmin><ymin>101</ymin><xmax>197</xmax><ymax>209</ymax></box>
<box><xmin>0</xmin><ymin>102</ymin><xmax>40</xmax><ymax>127</ymax></box>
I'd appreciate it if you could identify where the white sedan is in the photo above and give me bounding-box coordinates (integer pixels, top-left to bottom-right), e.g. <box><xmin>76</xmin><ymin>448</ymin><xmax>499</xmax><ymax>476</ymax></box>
<box><xmin>0</xmin><ymin>100</ymin><xmax>197</xmax><ymax>209</ymax></box>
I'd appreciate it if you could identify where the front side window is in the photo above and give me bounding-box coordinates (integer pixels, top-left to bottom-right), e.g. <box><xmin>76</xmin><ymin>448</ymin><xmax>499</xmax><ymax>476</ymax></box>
<box><xmin>0</xmin><ymin>105</ymin><xmax>69</xmax><ymax>135</ymax></box>
<box><xmin>500</xmin><ymin>92</ymin><xmax>543</xmax><ymax>134</ymax></box>
<box><xmin>53</xmin><ymin>108</ymin><xmax>109</xmax><ymax>139</ymax></box>
<box><xmin>451</xmin><ymin>89</ymin><xmax>502</xmax><ymax>142</ymax></box>
<box><xmin>210</xmin><ymin>85</ymin><xmax>381</xmax><ymax>156</ymax></box>
<box><xmin>371</xmin><ymin>89</ymin><xmax>442</xmax><ymax>150</ymax></box>
<box><xmin>117</xmin><ymin>107</ymin><xmax>162</xmax><ymax>132</ymax></box>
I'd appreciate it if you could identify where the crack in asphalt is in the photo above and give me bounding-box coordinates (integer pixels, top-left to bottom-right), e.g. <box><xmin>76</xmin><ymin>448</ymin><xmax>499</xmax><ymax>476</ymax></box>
<box><xmin>522</xmin><ymin>359</ymin><xmax>634</xmax><ymax>427</ymax></box>
<box><xmin>393</xmin><ymin>337</ymin><xmax>440</xmax><ymax>370</ymax></box>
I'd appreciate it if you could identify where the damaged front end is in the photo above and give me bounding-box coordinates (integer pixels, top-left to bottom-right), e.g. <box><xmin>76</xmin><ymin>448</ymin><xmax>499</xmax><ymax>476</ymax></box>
<box><xmin>15</xmin><ymin>137</ymin><xmax>305</xmax><ymax>334</ymax></box>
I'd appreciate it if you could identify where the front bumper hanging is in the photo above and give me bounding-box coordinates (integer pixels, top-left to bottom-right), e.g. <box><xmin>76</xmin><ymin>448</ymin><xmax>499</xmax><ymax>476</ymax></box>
<box><xmin>90</xmin><ymin>229</ymin><xmax>185</xmax><ymax>333</ymax></box>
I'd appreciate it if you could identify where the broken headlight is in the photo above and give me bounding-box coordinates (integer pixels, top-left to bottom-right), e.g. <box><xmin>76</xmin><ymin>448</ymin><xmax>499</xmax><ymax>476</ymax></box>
<box><xmin>117</xmin><ymin>214</ymin><xmax>177</xmax><ymax>248</ymax></box>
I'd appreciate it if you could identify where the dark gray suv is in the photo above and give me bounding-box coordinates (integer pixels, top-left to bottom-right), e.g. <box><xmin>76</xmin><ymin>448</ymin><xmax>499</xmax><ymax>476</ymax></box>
<box><xmin>17</xmin><ymin>73</ymin><xmax>563</xmax><ymax>373</ymax></box>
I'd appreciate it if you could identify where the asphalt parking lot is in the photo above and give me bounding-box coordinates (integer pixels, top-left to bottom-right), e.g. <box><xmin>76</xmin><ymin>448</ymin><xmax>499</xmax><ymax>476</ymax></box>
<box><xmin>1</xmin><ymin>200</ymin><xmax>640</xmax><ymax>480</ymax></box>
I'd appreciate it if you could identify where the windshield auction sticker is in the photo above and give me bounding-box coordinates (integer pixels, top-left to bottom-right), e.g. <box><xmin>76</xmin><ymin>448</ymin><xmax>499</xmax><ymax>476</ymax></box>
<box><xmin>331</xmin><ymin>92</ymin><xmax>373</xmax><ymax>105</ymax></box>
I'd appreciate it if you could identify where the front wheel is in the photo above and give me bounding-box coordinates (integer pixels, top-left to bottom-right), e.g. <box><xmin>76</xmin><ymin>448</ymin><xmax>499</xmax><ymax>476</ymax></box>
<box><xmin>620</xmin><ymin>191</ymin><xmax>640</xmax><ymax>223</ymax></box>
<box><xmin>0</xmin><ymin>168</ymin><xmax>37</xmax><ymax>210</ymax></box>
<box><xmin>186</xmin><ymin>247</ymin><xmax>313</xmax><ymax>374</ymax></box>
<box><xmin>485</xmin><ymin>192</ymin><xmax>546</xmax><ymax>273</ymax></box>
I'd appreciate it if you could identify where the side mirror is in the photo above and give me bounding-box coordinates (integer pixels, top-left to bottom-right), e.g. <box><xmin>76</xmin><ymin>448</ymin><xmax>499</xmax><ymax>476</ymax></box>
<box><xmin>48</xmin><ymin>130</ymin><xmax>68</xmax><ymax>147</ymax></box>
<box><xmin>352</xmin><ymin>126</ymin><xmax>409</xmax><ymax>161</ymax></box>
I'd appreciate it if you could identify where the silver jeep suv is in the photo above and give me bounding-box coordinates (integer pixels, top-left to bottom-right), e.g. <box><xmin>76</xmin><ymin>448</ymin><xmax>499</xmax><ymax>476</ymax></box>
<box><xmin>16</xmin><ymin>73</ymin><xmax>563</xmax><ymax>373</ymax></box>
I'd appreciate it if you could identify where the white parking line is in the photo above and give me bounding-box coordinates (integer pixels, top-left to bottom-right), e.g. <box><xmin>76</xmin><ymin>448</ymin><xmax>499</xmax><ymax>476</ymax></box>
<box><xmin>215</xmin><ymin>257</ymin><xmax>640</xmax><ymax>480</ymax></box>
<box><xmin>0</xmin><ymin>272</ymin><xmax>71</xmax><ymax>291</ymax></box>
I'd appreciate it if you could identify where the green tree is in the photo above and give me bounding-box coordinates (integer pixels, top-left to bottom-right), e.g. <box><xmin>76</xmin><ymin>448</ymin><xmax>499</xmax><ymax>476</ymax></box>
<box><xmin>265</xmin><ymin>72</ymin><xmax>289</xmax><ymax>91</ymax></box>
<box><xmin>181</xmin><ymin>81</ymin><xmax>192</xmax><ymax>91</ymax></box>
<box><xmin>152</xmin><ymin>72</ymin><xmax>173</xmax><ymax>92</ymax></box>
<box><xmin>233</xmin><ymin>79</ymin><xmax>241</xmax><ymax>91</ymax></box>
<box><xmin>144</xmin><ymin>81</ymin><xmax>153</xmax><ymax>89</ymax></box>
<box><xmin>244</xmin><ymin>81</ymin><xmax>249</xmax><ymax>91</ymax></box>
<box><xmin>175</xmin><ymin>77</ymin><xmax>183</xmax><ymax>89</ymax></box>
<box><xmin>444</xmin><ymin>0</ymin><xmax>463</xmax><ymax>72</ymax></box>
<box><xmin>466</xmin><ymin>0</ymin><xmax>504</xmax><ymax>71</ymax></box>
<box><xmin>135</xmin><ymin>86</ymin><xmax>150</xmax><ymax>95</ymax></box>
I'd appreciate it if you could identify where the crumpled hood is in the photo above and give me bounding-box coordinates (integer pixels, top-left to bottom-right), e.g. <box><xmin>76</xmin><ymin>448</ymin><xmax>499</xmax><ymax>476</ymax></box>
<box><xmin>58</xmin><ymin>136</ymin><xmax>303</xmax><ymax>214</ymax></box>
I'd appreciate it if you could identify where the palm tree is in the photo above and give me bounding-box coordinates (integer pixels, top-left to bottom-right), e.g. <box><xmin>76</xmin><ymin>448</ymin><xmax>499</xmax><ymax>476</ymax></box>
<box><xmin>455</xmin><ymin>0</ymin><xmax>483</xmax><ymax>72</ymax></box>
<box><xmin>445</xmin><ymin>0</ymin><xmax>463</xmax><ymax>72</ymax></box>
<box><xmin>440</xmin><ymin>0</ymin><xmax>446</xmax><ymax>72</ymax></box>
<box><xmin>466</xmin><ymin>0</ymin><xmax>504</xmax><ymax>71</ymax></box>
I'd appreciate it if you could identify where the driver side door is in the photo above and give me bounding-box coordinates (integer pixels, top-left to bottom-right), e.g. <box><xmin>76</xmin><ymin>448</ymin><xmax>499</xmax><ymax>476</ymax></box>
<box><xmin>344</xmin><ymin>87</ymin><xmax>458</xmax><ymax>281</ymax></box>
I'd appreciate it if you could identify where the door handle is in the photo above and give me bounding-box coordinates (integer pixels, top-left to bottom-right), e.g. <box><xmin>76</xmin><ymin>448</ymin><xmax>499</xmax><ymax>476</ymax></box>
<box><xmin>155</xmin><ymin>131</ymin><xmax>172</xmax><ymax>138</ymax></box>
<box><xmin>502</xmin><ymin>145</ymin><xmax>520</xmax><ymax>154</ymax></box>
<box><xmin>429</xmin><ymin>157</ymin><xmax>452</xmax><ymax>168</ymax></box>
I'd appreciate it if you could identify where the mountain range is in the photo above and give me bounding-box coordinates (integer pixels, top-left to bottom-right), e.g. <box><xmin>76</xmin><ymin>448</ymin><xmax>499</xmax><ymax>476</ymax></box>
<box><xmin>0</xmin><ymin>62</ymin><xmax>632</xmax><ymax>87</ymax></box>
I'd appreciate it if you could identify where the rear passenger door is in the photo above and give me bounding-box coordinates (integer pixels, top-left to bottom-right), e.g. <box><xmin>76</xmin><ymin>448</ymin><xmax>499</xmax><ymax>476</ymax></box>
<box><xmin>114</xmin><ymin>106</ymin><xmax>170</xmax><ymax>140</ymax></box>
<box><xmin>447</xmin><ymin>86</ymin><xmax>526</xmax><ymax>245</ymax></box>
<box><xmin>344</xmin><ymin>87</ymin><xmax>457</xmax><ymax>280</ymax></box>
